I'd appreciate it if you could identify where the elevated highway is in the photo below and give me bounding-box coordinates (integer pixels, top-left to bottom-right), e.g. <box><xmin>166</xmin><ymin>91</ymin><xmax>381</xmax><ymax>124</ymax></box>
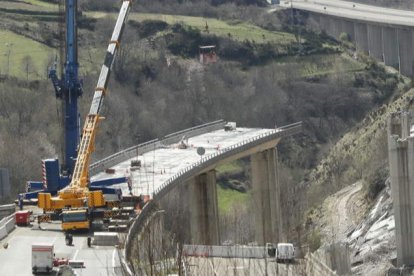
<box><xmin>281</xmin><ymin>0</ymin><xmax>414</xmax><ymax>27</ymax></box>
<box><xmin>280</xmin><ymin>0</ymin><xmax>414</xmax><ymax>76</ymax></box>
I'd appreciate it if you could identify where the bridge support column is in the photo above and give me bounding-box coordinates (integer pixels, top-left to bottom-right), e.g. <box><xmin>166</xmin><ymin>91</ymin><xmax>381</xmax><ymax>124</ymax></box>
<box><xmin>341</xmin><ymin>20</ymin><xmax>355</xmax><ymax>41</ymax></box>
<box><xmin>329</xmin><ymin>17</ymin><xmax>342</xmax><ymax>39</ymax></box>
<box><xmin>382</xmin><ymin>27</ymin><xmax>399</xmax><ymax>69</ymax></box>
<box><xmin>388</xmin><ymin>112</ymin><xmax>414</xmax><ymax>267</ymax></box>
<box><xmin>354</xmin><ymin>22</ymin><xmax>369</xmax><ymax>54</ymax></box>
<box><xmin>367</xmin><ymin>24</ymin><xmax>383</xmax><ymax>61</ymax></box>
<box><xmin>188</xmin><ymin>171</ymin><xmax>220</xmax><ymax>245</ymax></box>
<box><xmin>397</xmin><ymin>29</ymin><xmax>414</xmax><ymax>76</ymax></box>
<box><xmin>251</xmin><ymin>148</ymin><xmax>283</xmax><ymax>245</ymax></box>
<box><xmin>319</xmin><ymin>16</ymin><xmax>330</xmax><ymax>34</ymax></box>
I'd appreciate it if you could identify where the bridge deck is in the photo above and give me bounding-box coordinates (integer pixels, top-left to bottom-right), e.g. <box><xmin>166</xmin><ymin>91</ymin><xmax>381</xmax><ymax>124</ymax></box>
<box><xmin>92</xmin><ymin>127</ymin><xmax>276</xmax><ymax>197</ymax></box>
<box><xmin>282</xmin><ymin>0</ymin><xmax>414</xmax><ymax>27</ymax></box>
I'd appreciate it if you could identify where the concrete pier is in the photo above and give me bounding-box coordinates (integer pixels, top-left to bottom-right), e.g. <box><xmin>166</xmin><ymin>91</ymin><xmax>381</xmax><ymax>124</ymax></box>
<box><xmin>251</xmin><ymin>148</ymin><xmax>283</xmax><ymax>245</ymax></box>
<box><xmin>329</xmin><ymin>17</ymin><xmax>342</xmax><ymax>39</ymax></box>
<box><xmin>382</xmin><ymin>27</ymin><xmax>399</xmax><ymax>69</ymax></box>
<box><xmin>367</xmin><ymin>24</ymin><xmax>383</xmax><ymax>61</ymax></box>
<box><xmin>319</xmin><ymin>16</ymin><xmax>330</xmax><ymax>34</ymax></box>
<box><xmin>387</xmin><ymin>112</ymin><xmax>414</xmax><ymax>266</ymax></box>
<box><xmin>397</xmin><ymin>29</ymin><xmax>413</xmax><ymax>76</ymax></box>
<box><xmin>188</xmin><ymin>171</ymin><xmax>220</xmax><ymax>245</ymax></box>
<box><xmin>341</xmin><ymin>20</ymin><xmax>355</xmax><ymax>41</ymax></box>
<box><xmin>354</xmin><ymin>22</ymin><xmax>369</xmax><ymax>53</ymax></box>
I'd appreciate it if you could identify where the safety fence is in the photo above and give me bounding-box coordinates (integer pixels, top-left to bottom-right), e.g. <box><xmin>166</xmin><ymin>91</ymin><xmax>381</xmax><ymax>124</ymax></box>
<box><xmin>122</xmin><ymin>121</ymin><xmax>302</xmax><ymax>275</ymax></box>
<box><xmin>305</xmin><ymin>252</ymin><xmax>338</xmax><ymax>276</ymax></box>
<box><xmin>89</xmin><ymin>120</ymin><xmax>226</xmax><ymax>176</ymax></box>
<box><xmin>0</xmin><ymin>212</ymin><xmax>15</xmax><ymax>240</ymax></box>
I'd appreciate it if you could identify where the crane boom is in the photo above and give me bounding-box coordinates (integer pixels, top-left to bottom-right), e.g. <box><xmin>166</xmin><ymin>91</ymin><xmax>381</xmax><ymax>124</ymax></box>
<box><xmin>38</xmin><ymin>0</ymin><xmax>132</xmax><ymax>212</ymax></box>
<box><xmin>69</xmin><ymin>0</ymin><xmax>131</xmax><ymax>191</ymax></box>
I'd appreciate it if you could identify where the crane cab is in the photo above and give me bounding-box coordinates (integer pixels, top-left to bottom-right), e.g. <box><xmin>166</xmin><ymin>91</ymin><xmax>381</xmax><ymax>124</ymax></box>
<box><xmin>62</xmin><ymin>209</ymin><xmax>89</xmax><ymax>231</ymax></box>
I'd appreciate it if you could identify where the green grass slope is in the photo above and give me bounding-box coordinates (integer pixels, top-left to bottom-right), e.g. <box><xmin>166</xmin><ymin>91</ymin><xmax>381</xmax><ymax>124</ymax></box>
<box><xmin>0</xmin><ymin>29</ymin><xmax>55</xmax><ymax>79</ymax></box>
<box><xmin>88</xmin><ymin>12</ymin><xmax>295</xmax><ymax>44</ymax></box>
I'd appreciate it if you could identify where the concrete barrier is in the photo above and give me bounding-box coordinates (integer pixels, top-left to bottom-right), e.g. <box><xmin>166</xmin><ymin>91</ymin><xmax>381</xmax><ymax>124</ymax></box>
<box><xmin>5</xmin><ymin>217</ymin><xmax>15</xmax><ymax>233</ymax></box>
<box><xmin>0</xmin><ymin>226</ymin><xmax>7</xmax><ymax>240</ymax></box>
<box><xmin>92</xmin><ymin>232</ymin><xmax>119</xmax><ymax>246</ymax></box>
<box><xmin>0</xmin><ymin>213</ymin><xmax>16</xmax><ymax>240</ymax></box>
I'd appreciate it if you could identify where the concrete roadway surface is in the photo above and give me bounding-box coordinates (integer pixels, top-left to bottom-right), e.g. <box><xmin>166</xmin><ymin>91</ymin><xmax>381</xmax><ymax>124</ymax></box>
<box><xmin>0</xmin><ymin>222</ymin><xmax>122</xmax><ymax>275</ymax></box>
<box><xmin>280</xmin><ymin>0</ymin><xmax>414</xmax><ymax>27</ymax></box>
<box><xmin>185</xmin><ymin>257</ymin><xmax>306</xmax><ymax>275</ymax></box>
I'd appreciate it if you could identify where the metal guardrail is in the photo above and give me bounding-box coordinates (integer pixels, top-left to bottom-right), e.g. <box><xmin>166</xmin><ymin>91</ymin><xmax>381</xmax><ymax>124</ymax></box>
<box><xmin>89</xmin><ymin>139</ymin><xmax>160</xmax><ymax>176</ymax></box>
<box><xmin>161</xmin><ymin>120</ymin><xmax>226</xmax><ymax>145</ymax></box>
<box><xmin>89</xmin><ymin>120</ymin><xmax>226</xmax><ymax>176</ymax></box>
<box><xmin>124</xmin><ymin>200</ymin><xmax>158</xmax><ymax>273</ymax></box>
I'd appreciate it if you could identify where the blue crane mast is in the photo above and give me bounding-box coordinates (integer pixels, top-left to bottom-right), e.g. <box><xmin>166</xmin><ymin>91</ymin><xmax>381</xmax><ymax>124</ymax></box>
<box><xmin>49</xmin><ymin>0</ymin><xmax>81</xmax><ymax>176</ymax></box>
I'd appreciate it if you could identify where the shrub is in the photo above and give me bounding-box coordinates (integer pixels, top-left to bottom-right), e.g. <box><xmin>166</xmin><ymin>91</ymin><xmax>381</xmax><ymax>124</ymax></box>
<box><xmin>308</xmin><ymin>229</ymin><xmax>321</xmax><ymax>252</ymax></box>
<box><xmin>129</xmin><ymin>20</ymin><xmax>168</xmax><ymax>38</ymax></box>
<box><xmin>363</xmin><ymin>162</ymin><xmax>388</xmax><ymax>200</ymax></box>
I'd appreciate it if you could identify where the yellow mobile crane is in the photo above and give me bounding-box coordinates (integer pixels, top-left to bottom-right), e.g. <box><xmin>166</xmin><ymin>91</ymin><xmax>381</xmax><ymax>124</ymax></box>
<box><xmin>38</xmin><ymin>0</ymin><xmax>132</xmax><ymax>231</ymax></box>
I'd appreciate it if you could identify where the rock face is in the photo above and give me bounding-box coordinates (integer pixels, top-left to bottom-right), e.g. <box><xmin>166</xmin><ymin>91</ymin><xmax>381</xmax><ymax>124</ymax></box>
<box><xmin>347</xmin><ymin>181</ymin><xmax>396</xmax><ymax>275</ymax></box>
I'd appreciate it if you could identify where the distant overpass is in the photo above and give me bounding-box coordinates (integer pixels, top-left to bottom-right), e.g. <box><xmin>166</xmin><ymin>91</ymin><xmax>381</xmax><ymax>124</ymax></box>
<box><xmin>280</xmin><ymin>0</ymin><xmax>414</xmax><ymax>76</ymax></box>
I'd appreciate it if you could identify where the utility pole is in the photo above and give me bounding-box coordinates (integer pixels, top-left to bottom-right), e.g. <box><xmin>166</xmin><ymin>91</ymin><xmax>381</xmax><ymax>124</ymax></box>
<box><xmin>5</xmin><ymin>43</ymin><xmax>13</xmax><ymax>76</ymax></box>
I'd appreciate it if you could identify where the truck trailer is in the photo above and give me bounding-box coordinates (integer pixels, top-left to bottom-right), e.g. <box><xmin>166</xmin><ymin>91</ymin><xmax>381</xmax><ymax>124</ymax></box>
<box><xmin>32</xmin><ymin>243</ymin><xmax>54</xmax><ymax>274</ymax></box>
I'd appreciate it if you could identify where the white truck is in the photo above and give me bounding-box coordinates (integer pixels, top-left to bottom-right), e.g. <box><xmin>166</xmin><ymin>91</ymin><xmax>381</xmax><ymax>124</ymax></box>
<box><xmin>276</xmin><ymin>243</ymin><xmax>295</xmax><ymax>263</ymax></box>
<box><xmin>32</xmin><ymin>243</ymin><xmax>54</xmax><ymax>274</ymax></box>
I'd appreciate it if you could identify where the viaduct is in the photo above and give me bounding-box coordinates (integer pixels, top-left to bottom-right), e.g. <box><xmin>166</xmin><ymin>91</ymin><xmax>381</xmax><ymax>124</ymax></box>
<box><xmin>282</xmin><ymin>0</ymin><xmax>414</xmax><ymax>76</ymax></box>
<box><xmin>92</xmin><ymin>120</ymin><xmax>302</xmax><ymax>246</ymax></box>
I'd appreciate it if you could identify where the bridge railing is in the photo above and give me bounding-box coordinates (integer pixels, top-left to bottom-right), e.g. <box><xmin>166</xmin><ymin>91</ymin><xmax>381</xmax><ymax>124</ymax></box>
<box><xmin>153</xmin><ymin>121</ymin><xmax>302</xmax><ymax>200</ymax></box>
<box><xmin>89</xmin><ymin>139</ymin><xmax>160</xmax><ymax>176</ymax></box>
<box><xmin>89</xmin><ymin>120</ymin><xmax>226</xmax><ymax>176</ymax></box>
<box><xmin>124</xmin><ymin>200</ymin><xmax>158</xmax><ymax>273</ymax></box>
<box><xmin>160</xmin><ymin>120</ymin><xmax>226</xmax><ymax>145</ymax></box>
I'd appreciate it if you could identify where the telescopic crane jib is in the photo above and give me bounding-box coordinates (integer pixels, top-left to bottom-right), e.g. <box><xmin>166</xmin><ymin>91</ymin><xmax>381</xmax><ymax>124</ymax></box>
<box><xmin>38</xmin><ymin>0</ymin><xmax>133</xmax><ymax>230</ymax></box>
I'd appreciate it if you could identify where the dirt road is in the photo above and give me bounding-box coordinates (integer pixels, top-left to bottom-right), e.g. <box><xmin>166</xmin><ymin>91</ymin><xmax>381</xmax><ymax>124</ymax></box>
<box><xmin>320</xmin><ymin>182</ymin><xmax>363</xmax><ymax>243</ymax></box>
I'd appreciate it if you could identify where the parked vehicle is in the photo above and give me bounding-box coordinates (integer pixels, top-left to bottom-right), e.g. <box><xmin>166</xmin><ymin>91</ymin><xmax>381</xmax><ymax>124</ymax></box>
<box><xmin>32</xmin><ymin>243</ymin><xmax>54</xmax><ymax>274</ymax></box>
<box><xmin>276</xmin><ymin>243</ymin><xmax>295</xmax><ymax>263</ymax></box>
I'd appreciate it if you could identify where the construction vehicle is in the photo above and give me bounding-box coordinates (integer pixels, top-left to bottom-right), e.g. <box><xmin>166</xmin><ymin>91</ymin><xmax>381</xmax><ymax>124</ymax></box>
<box><xmin>19</xmin><ymin>0</ymin><xmax>127</xmax><ymax>203</ymax></box>
<box><xmin>37</xmin><ymin>0</ymin><xmax>133</xmax><ymax>231</ymax></box>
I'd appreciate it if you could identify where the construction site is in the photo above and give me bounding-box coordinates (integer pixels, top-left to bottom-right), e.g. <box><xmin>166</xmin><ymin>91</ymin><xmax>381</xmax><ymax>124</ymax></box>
<box><xmin>3</xmin><ymin>0</ymin><xmax>414</xmax><ymax>275</ymax></box>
